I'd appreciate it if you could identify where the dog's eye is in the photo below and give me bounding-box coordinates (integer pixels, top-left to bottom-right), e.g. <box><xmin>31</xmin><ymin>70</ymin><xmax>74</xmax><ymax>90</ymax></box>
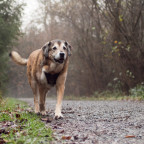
<box><xmin>63</xmin><ymin>46</ymin><xmax>66</xmax><ymax>50</ymax></box>
<box><xmin>53</xmin><ymin>47</ymin><xmax>57</xmax><ymax>50</ymax></box>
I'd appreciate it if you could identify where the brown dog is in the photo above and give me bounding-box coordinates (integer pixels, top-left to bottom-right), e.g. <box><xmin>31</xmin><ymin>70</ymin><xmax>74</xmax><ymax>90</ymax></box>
<box><xmin>10</xmin><ymin>39</ymin><xmax>72</xmax><ymax>119</ymax></box>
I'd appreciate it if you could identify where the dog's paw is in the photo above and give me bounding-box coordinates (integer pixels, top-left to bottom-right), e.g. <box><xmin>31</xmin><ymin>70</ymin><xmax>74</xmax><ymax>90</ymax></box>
<box><xmin>40</xmin><ymin>111</ymin><xmax>47</xmax><ymax>116</ymax></box>
<box><xmin>36</xmin><ymin>112</ymin><xmax>40</xmax><ymax>116</ymax></box>
<box><xmin>54</xmin><ymin>113</ymin><xmax>63</xmax><ymax>120</ymax></box>
<box><xmin>35</xmin><ymin>110</ymin><xmax>40</xmax><ymax>114</ymax></box>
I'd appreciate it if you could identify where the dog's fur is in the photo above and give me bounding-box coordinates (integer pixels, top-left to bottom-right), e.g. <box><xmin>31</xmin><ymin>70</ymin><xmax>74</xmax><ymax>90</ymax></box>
<box><xmin>10</xmin><ymin>39</ymin><xmax>72</xmax><ymax>119</ymax></box>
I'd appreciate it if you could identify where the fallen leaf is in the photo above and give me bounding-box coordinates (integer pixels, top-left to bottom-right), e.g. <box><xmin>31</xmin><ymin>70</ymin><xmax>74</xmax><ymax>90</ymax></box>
<box><xmin>83</xmin><ymin>136</ymin><xmax>88</xmax><ymax>141</ymax></box>
<box><xmin>65</xmin><ymin>111</ymin><xmax>74</xmax><ymax>114</ymax></box>
<box><xmin>20</xmin><ymin>118</ymin><xmax>28</xmax><ymax>123</ymax></box>
<box><xmin>53</xmin><ymin>125</ymin><xmax>58</xmax><ymax>129</ymax></box>
<box><xmin>66</xmin><ymin>108</ymin><xmax>72</xmax><ymax>111</ymax></box>
<box><xmin>0</xmin><ymin>128</ymin><xmax>9</xmax><ymax>134</ymax></box>
<box><xmin>0</xmin><ymin>138</ymin><xmax>6</xmax><ymax>144</ymax></box>
<box><xmin>41</xmin><ymin>117</ymin><xmax>53</xmax><ymax>123</ymax></box>
<box><xmin>21</xmin><ymin>130</ymin><xmax>27</xmax><ymax>136</ymax></box>
<box><xmin>125</xmin><ymin>135</ymin><xmax>136</xmax><ymax>138</ymax></box>
<box><xmin>10</xmin><ymin>124</ymin><xmax>18</xmax><ymax>129</ymax></box>
<box><xmin>12</xmin><ymin>129</ymin><xmax>18</xmax><ymax>134</ymax></box>
<box><xmin>3</xmin><ymin>121</ymin><xmax>14</xmax><ymax>126</ymax></box>
<box><xmin>62</xmin><ymin>136</ymin><xmax>71</xmax><ymax>140</ymax></box>
<box><xmin>74</xmin><ymin>135</ymin><xmax>79</xmax><ymax>140</ymax></box>
<box><xmin>57</xmin><ymin>123</ymin><xmax>62</xmax><ymax>126</ymax></box>
<box><xmin>41</xmin><ymin>118</ymin><xmax>47</xmax><ymax>121</ymax></box>
<box><xmin>16</xmin><ymin>114</ymin><xmax>20</xmax><ymax>118</ymax></box>
<box><xmin>59</xmin><ymin>130</ymin><xmax>64</xmax><ymax>134</ymax></box>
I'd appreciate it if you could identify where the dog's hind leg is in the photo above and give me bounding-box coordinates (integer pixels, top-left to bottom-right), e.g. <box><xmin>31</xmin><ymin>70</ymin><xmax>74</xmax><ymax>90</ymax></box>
<box><xmin>27</xmin><ymin>64</ymin><xmax>39</xmax><ymax>114</ymax></box>
<box><xmin>34</xmin><ymin>88</ymin><xmax>39</xmax><ymax>114</ymax></box>
<box><xmin>31</xmin><ymin>81</ymin><xmax>39</xmax><ymax>114</ymax></box>
<box><xmin>38</xmin><ymin>85</ymin><xmax>48</xmax><ymax>115</ymax></box>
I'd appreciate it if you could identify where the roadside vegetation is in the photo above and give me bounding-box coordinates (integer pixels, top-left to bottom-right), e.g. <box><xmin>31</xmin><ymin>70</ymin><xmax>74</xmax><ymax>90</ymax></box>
<box><xmin>65</xmin><ymin>84</ymin><xmax>144</xmax><ymax>101</ymax></box>
<box><xmin>0</xmin><ymin>98</ymin><xmax>53</xmax><ymax>144</ymax></box>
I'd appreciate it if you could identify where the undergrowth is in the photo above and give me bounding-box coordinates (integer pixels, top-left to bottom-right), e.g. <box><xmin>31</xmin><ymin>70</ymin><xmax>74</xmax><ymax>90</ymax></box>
<box><xmin>64</xmin><ymin>89</ymin><xmax>144</xmax><ymax>101</ymax></box>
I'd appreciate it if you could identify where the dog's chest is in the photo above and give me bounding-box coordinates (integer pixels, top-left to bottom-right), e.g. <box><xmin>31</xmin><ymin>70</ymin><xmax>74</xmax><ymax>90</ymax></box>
<box><xmin>44</xmin><ymin>72</ymin><xmax>60</xmax><ymax>86</ymax></box>
<box><xmin>39</xmin><ymin>62</ymin><xmax>63</xmax><ymax>86</ymax></box>
<box><xmin>49</xmin><ymin>62</ymin><xmax>63</xmax><ymax>73</ymax></box>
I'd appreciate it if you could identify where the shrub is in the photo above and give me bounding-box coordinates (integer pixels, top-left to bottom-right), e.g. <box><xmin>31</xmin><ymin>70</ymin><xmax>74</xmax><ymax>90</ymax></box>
<box><xmin>93</xmin><ymin>90</ymin><xmax>123</xmax><ymax>98</ymax></box>
<box><xmin>129</xmin><ymin>83</ymin><xmax>144</xmax><ymax>99</ymax></box>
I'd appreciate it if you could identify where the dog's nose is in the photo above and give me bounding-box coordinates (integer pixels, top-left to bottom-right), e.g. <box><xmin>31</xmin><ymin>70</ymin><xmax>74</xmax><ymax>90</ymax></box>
<box><xmin>60</xmin><ymin>53</ymin><xmax>65</xmax><ymax>58</ymax></box>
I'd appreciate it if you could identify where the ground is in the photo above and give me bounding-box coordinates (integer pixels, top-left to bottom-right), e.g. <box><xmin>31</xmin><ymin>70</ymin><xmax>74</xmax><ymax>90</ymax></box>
<box><xmin>20</xmin><ymin>98</ymin><xmax>144</xmax><ymax>144</ymax></box>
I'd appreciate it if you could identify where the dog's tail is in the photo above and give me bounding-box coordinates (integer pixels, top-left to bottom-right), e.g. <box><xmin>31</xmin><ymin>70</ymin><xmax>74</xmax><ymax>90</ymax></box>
<box><xmin>9</xmin><ymin>51</ymin><xmax>28</xmax><ymax>66</ymax></box>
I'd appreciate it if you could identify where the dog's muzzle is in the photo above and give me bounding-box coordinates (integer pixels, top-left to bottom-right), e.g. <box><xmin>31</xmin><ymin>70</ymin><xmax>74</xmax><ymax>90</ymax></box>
<box><xmin>54</xmin><ymin>52</ymin><xmax>65</xmax><ymax>64</ymax></box>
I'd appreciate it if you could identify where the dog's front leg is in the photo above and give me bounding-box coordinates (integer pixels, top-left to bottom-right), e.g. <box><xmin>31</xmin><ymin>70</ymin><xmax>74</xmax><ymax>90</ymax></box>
<box><xmin>55</xmin><ymin>74</ymin><xmax>66</xmax><ymax>119</ymax></box>
<box><xmin>55</xmin><ymin>84</ymin><xmax>65</xmax><ymax>119</ymax></box>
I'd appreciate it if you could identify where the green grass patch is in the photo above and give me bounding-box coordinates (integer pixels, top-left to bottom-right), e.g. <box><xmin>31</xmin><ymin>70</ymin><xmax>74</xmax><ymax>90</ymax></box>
<box><xmin>64</xmin><ymin>90</ymin><xmax>144</xmax><ymax>101</ymax></box>
<box><xmin>0</xmin><ymin>98</ymin><xmax>53</xmax><ymax>144</ymax></box>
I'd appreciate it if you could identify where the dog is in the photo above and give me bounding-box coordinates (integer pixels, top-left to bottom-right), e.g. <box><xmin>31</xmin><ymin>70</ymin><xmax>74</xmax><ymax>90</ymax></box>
<box><xmin>10</xmin><ymin>39</ymin><xmax>72</xmax><ymax>119</ymax></box>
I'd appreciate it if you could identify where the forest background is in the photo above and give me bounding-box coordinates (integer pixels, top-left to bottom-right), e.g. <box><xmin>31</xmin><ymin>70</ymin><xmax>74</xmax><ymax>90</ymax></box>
<box><xmin>0</xmin><ymin>0</ymin><xmax>144</xmax><ymax>98</ymax></box>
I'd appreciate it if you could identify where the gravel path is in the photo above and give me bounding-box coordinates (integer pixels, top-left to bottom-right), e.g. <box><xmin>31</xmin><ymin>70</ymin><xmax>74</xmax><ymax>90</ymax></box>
<box><xmin>19</xmin><ymin>98</ymin><xmax>144</xmax><ymax>144</ymax></box>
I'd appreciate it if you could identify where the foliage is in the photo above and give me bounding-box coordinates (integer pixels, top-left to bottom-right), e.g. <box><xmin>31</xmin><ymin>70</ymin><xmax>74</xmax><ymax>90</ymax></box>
<box><xmin>129</xmin><ymin>83</ymin><xmax>144</xmax><ymax>99</ymax></box>
<box><xmin>8</xmin><ymin>0</ymin><xmax>144</xmax><ymax>96</ymax></box>
<box><xmin>0</xmin><ymin>0</ymin><xmax>23</xmax><ymax>94</ymax></box>
<box><xmin>93</xmin><ymin>90</ymin><xmax>124</xmax><ymax>98</ymax></box>
<box><xmin>0</xmin><ymin>98</ymin><xmax>53</xmax><ymax>143</ymax></box>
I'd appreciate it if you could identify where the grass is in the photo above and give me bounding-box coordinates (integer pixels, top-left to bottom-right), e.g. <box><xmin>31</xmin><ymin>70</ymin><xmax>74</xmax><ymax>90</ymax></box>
<box><xmin>0</xmin><ymin>98</ymin><xmax>53</xmax><ymax>144</ymax></box>
<box><xmin>64</xmin><ymin>95</ymin><xmax>143</xmax><ymax>101</ymax></box>
<box><xmin>64</xmin><ymin>90</ymin><xmax>144</xmax><ymax>101</ymax></box>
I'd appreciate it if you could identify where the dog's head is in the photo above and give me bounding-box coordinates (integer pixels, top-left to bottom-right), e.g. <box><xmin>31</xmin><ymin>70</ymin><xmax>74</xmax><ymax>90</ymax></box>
<box><xmin>42</xmin><ymin>39</ymin><xmax>72</xmax><ymax>64</ymax></box>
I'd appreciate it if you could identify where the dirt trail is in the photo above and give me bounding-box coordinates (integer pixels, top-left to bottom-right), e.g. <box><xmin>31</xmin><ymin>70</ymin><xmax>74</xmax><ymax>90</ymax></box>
<box><xmin>20</xmin><ymin>98</ymin><xmax>144</xmax><ymax>144</ymax></box>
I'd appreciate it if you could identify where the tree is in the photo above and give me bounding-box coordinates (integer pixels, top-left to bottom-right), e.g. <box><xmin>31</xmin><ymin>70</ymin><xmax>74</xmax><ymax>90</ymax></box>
<box><xmin>0</xmin><ymin>0</ymin><xmax>23</xmax><ymax>94</ymax></box>
<box><xmin>100</xmin><ymin>0</ymin><xmax>144</xmax><ymax>93</ymax></box>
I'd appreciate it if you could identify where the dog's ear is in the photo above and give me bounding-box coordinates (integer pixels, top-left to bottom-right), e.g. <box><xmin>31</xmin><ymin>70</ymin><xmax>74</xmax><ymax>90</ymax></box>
<box><xmin>42</xmin><ymin>41</ymin><xmax>51</xmax><ymax>58</ymax></box>
<box><xmin>65</xmin><ymin>41</ymin><xmax>72</xmax><ymax>56</ymax></box>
